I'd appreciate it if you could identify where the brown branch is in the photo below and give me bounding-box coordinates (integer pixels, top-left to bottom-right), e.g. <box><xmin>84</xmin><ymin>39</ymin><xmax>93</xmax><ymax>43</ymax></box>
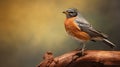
<box><xmin>37</xmin><ymin>50</ymin><xmax>120</xmax><ymax>67</ymax></box>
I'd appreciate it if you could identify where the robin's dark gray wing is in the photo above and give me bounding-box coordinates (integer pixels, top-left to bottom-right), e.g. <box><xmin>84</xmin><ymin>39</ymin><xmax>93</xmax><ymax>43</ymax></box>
<box><xmin>75</xmin><ymin>17</ymin><xmax>108</xmax><ymax>39</ymax></box>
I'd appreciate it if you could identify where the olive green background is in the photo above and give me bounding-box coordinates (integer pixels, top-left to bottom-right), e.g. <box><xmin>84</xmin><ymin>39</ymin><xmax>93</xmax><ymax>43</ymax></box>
<box><xmin>0</xmin><ymin>0</ymin><xmax>120</xmax><ymax>67</ymax></box>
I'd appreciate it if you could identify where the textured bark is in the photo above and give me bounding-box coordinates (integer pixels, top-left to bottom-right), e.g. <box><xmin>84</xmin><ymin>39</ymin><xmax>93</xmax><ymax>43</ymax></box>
<box><xmin>37</xmin><ymin>50</ymin><xmax>120</xmax><ymax>67</ymax></box>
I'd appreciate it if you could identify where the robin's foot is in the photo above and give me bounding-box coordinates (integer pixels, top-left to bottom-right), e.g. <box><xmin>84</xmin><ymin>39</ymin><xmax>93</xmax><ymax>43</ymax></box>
<box><xmin>74</xmin><ymin>48</ymin><xmax>85</xmax><ymax>56</ymax></box>
<box><xmin>73</xmin><ymin>50</ymin><xmax>84</xmax><ymax>59</ymax></box>
<box><xmin>81</xmin><ymin>48</ymin><xmax>85</xmax><ymax>56</ymax></box>
<box><xmin>71</xmin><ymin>51</ymin><xmax>81</xmax><ymax>63</ymax></box>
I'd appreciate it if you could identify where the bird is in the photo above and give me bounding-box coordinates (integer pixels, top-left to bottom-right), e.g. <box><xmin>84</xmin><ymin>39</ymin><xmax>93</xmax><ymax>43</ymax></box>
<box><xmin>63</xmin><ymin>8</ymin><xmax>116</xmax><ymax>54</ymax></box>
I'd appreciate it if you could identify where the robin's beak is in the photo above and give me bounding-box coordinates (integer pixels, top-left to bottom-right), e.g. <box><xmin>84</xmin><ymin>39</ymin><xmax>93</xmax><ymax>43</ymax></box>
<box><xmin>62</xmin><ymin>11</ymin><xmax>68</xmax><ymax>14</ymax></box>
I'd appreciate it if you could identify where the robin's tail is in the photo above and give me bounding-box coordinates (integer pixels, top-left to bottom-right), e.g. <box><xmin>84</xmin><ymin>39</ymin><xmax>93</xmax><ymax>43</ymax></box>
<box><xmin>102</xmin><ymin>39</ymin><xmax>116</xmax><ymax>48</ymax></box>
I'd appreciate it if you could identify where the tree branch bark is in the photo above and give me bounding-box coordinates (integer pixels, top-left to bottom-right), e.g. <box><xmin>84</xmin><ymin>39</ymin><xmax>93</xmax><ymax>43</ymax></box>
<box><xmin>37</xmin><ymin>50</ymin><xmax>120</xmax><ymax>67</ymax></box>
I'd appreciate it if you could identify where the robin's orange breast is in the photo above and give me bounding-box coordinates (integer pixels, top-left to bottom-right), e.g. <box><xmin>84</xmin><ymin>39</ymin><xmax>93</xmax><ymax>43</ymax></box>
<box><xmin>64</xmin><ymin>17</ymin><xmax>91</xmax><ymax>41</ymax></box>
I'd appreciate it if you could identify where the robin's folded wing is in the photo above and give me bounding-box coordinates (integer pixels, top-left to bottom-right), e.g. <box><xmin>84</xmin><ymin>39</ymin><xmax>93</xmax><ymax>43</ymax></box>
<box><xmin>75</xmin><ymin>18</ymin><xmax>108</xmax><ymax>39</ymax></box>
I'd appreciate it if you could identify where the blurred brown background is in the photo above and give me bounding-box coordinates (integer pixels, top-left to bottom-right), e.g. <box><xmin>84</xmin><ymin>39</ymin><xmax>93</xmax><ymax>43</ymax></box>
<box><xmin>0</xmin><ymin>0</ymin><xmax>120</xmax><ymax>67</ymax></box>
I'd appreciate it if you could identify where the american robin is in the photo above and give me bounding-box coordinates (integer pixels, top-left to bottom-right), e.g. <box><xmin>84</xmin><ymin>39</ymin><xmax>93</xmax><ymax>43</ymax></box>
<box><xmin>63</xmin><ymin>8</ymin><xmax>116</xmax><ymax>53</ymax></box>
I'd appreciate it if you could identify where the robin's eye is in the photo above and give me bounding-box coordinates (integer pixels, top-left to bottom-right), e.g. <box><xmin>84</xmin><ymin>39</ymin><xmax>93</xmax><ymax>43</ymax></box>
<box><xmin>69</xmin><ymin>12</ymin><xmax>74</xmax><ymax>13</ymax></box>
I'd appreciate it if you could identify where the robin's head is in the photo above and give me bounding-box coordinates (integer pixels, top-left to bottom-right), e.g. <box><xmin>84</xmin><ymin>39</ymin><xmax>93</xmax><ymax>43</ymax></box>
<box><xmin>63</xmin><ymin>8</ymin><xmax>78</xmax><ymax>18</ymax></box>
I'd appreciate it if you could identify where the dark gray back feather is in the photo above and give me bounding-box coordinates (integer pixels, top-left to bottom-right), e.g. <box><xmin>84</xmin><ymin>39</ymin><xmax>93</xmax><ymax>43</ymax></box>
<box><xmin>75</xmin><ymin>17</ymin><xmax>108</xmax><ymax>39</ymax></box>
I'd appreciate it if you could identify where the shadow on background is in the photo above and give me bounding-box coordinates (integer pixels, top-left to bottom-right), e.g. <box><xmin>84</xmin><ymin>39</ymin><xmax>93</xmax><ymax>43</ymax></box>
<box><xmin>0</xmin><ymin>0</ymin><xmax>120</xmax><ymax>67</ymax></box>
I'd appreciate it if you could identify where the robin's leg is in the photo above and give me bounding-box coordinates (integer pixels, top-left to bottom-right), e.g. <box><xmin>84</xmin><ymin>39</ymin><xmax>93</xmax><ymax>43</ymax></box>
<box><xmin>81</xmin><ymin>43</ymin><xmax>86</xmax><ymax>55</ymax></box>
<box><xmin>71</xmin><ymin>42</ymin><xmax>86</xmax><ymax>64</ymax></box>
<box><xmin>74</xmin><ymin>42</ymin><xmax>86</xmax><ymax>56</ymax></box>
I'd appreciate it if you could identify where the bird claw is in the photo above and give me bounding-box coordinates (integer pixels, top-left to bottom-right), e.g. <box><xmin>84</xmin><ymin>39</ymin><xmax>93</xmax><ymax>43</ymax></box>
<box><xmin>72</xmin><ymin>50</ymin><xmax>84</xmax><ymax>59</ymax></box>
